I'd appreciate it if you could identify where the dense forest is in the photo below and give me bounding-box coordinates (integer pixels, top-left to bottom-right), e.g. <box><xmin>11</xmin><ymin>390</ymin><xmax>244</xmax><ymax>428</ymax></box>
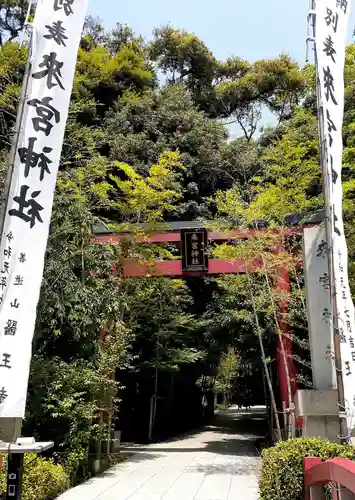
<box><xmin>1</xmin><ymin>1</ymin><xmax>355</xmax><ymax>483</ymax></box>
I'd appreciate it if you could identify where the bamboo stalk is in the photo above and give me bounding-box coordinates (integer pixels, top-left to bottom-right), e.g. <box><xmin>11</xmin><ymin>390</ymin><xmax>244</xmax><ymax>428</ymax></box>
<box><xmin>261</xmin><ymin>256</ymin><xmax>295</xmax><ymax>439</ymax></box>
<box><xmin>244</xmin><ymin>259</ymin><xmax>282</xmax><ymax>442</ymax></box>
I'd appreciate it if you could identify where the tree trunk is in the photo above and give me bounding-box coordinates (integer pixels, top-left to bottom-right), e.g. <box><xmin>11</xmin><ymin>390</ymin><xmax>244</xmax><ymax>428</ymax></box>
<box><xmin>262</xmin><ymin>257</ymin><xmax>294</xmax><ymax>439</ymax></box>
<box><xmin>245</xmin><ymin>265</ymin><xmax>282</xmax><ymax>442</ymax></box>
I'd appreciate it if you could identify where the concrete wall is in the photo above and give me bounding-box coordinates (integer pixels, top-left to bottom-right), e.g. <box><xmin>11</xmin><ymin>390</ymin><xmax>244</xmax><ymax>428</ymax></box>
<box><xmin>303</xmin><ymin>226</ymin><xmax>336</xmax><ymax>390</ymax></box>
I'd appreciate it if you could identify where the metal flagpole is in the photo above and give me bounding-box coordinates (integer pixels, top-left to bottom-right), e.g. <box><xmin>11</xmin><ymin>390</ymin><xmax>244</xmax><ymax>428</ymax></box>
<box><xmin>308</xmin><ymin>0</ymin><xmax>349</xmax><ymax>444</ymax></box>
<box><xmin>0</xmin><ymin>7</ymin><xmax>34</xmax><ymax>445</ymax></box>
<box><xmin>0</xmin><ymin>13</ymin><xmax>33</xmax><ymax>245</ymax></box>
<box><xmin>0</xmin><ymin>7</ymin><xmax>35</xmax><ymax>497</ymax></box>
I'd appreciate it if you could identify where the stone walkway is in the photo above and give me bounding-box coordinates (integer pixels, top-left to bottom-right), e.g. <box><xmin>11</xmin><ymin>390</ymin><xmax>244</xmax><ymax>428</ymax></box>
<box><xmin>58</xmin><ymin>406</ymin><xmax>266</xmax><ymax>500</ymax></box>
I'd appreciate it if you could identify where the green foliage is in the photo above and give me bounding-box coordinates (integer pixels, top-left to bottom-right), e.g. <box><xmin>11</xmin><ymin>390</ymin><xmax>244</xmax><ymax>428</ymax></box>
<box><xmin>76</xmin><ymin>42</ymin><xmax>153</xmax><ymax>98</ymax></box>
<box><xmin>215</xmin><ymin>54</ymin><xmax>306</xmax><ymax>121</ymax></box>
<box><xmin>214</xmin><ymin>109</ymin><xmax>321</xmax><ymax>225</ymax></box>
<box><xmin>207</xmin><ymin>273</ymin><xmax>274</xmax><ymax>373</ymax></box>
<box><xmin>104</xmin><ymin>84</ymin><xmax>227</xmax><ymax>218</ymax></box>
<box><xmin>149</xmin><ymin>25</ymin><xmax>217</xmax><ymax>107</ymax></box>
<box><xmin>0</xmin><ymin>454</ymin><xmax>68</xmax><ymax>500</ymax></box>
<box><xmin>259</xmin><ymin>438</ymin><xmax>355</xmax><ymax>500</ymax></box>
<box><xmin>0</xmin><ymin>41</ymin><xmax>27</xmax><ymax>148</ymax></box>
<box><xmin>23</xmin><ymin>136</ymin><xmax>189</xmax><ymax>464</ymax></box>
<box><xmin>149</xmin><ymin>27</ymin><xmax>305</xmax><ymax>121</ymax></box>
<box><xmin>24</xmin><ymin>182</ymin><xmax>128</xmax><ymax>470</ymax></box>
<box><xmin>123</xmin><ymin>277</ymin><xmax>203</xmax><ymax>374</ymax></box>
<box><xmin>0</xmin><ymin>4</ymin><xmax>354</xmax><ymax>482</ymax></box>
<box><xmin>215</xmin><ymin>347</ymin><xmax>239</xmax><ymax>404</ymax></box>
<box><xmin>110</xmin><ymin>152</ymin><xmax>184</xmax><ymax>223</ymax></box>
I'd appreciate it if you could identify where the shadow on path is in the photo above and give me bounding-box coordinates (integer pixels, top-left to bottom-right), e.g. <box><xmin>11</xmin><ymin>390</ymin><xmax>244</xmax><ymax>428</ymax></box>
<box><xmin>57</xmin><ymin>406</ymin><xmax>265</xmax><ymax>499</ymax></box>
<box><xmin>120</xmin><ymin>406</ymin><xmax>268</xmax><ymax>459</ymax></box>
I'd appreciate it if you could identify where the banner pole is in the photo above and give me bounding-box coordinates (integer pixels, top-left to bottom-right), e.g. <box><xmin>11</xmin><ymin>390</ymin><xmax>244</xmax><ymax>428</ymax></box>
<box><xmin>0</xmin><ymin>23</ymin><xmax>34</xmax><ymax>444</ymax></box>
<box><xmin>309</xmin><ymin>0</ymin><xmax>349</xmax><ymax>444</ymax></box>
<box><xmin>0</xmin><ymin>35</ymin><xmax>33</xmax><ymax>245</ymax></box>
<box><xmin>0</xmin><ymin>0</ymin><xmax>88</xmax><ymax>430</ymax></box>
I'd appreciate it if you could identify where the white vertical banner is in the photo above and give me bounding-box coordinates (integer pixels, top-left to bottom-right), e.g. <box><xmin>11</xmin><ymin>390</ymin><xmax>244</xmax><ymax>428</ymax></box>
<box><xmin>0</xmin><ymin>0</ymin><xmax>87</xmax><ymax>417</ymax></box>
<box><xmin>314</xmin><ymin>0</ymin><xmax>355</xmax><ymax>430</ymax></box>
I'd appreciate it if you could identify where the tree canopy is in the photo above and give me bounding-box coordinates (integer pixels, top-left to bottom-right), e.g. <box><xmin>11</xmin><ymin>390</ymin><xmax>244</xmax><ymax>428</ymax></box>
<box><xmin>0</xmin><ymin>9</ymin><xmax>354</xmax><ymax>488</ymax></box>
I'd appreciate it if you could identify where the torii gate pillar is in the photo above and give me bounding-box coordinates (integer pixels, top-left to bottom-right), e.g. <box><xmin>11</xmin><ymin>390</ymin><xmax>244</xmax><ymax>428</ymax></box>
<box><xmin>95</xmin><ymin>225</ymin><xmax>300</xmax><ymax>437</ymax></box>
<box><xmin>295</xmin><ymin>226</ymin><xmax>339</xmax><ymax>440</ymax></box>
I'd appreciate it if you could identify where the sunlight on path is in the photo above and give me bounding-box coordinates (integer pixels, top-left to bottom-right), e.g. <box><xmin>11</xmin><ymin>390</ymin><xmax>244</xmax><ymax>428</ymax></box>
<box><xmin>58</xmin><ymin>406</ymin><xmax>266</xmax><ymax>500</ymax></box>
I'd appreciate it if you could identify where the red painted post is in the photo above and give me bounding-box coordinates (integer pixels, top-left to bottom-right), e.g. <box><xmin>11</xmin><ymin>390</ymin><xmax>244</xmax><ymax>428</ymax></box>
<box><xmin>276</xmin><ymin>265</ymin><xmax>297</xmax><ymax>399</ymax></box>
<box><xmin>275</xmin><ymin>236</ymin><xmax>298</xmax><ymax>435</ymax></box>
<box><xmin>304</xmin><ymin>458</ymin><xmax>322</xmax><ymax>500</ymax></box>
<box><xmin>304</xmin><ymin>457</ymin><xmax>355</xmax><ymax>500</ymax></box>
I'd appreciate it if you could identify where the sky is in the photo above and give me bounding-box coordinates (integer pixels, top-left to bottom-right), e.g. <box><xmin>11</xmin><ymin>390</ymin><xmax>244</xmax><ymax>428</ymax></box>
<box><xmin>88</xmin><ymin>0</ymin><xmax>355</xmax><ymax>63</ymax></box>
<box><xmin>87</xmin><ymin>0</ymin><xmax>355</xmax><ymax>135</ymax></box>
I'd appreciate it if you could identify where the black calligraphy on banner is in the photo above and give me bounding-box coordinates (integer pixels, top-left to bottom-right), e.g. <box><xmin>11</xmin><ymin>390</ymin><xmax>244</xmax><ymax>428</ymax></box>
<box><xmin>322</xmin><ymin>308</ymin><xmax>332</xmax><ymax>322</ymax></box>
<box><xmin>340</xmin><ymin>326</ymin><xmax>346</xmax><ymax>343</ymax></box>
<box><xmin>1</xmin><ymin>262</ymin><xmax>9</xmax><ymax>274</ymax></box>
<box><xmin>9</xmin><ymin>185</ymin><xmax>44</xmax><ymax>228</ymax></box>
<box><xmin>323</xmin><ymin>66</ymin><xmax>338</xmax><ymax>105</ymax></box>
<box><xmin>32</xmin><ymin>52</ymin><xmax>65</xmax><ymax>90</ymax></box>
<box><xmin>44</xmin><ymin>21</ymin><xmax>68</xmax><ymax>46</ymax></box>
<box><xmin>329</xmin><ymin>155</ymin><xmax>339</xmax><ymax>184</ymax></box>
<box><xmin>336</xmin><ymin>0</ymin><xmax>348</xmax><ymax>14</ymax></box>
<box><xmin>326</xmin><ymin>109</ymin><xmax>337</xmax><ymax>147</ymax></box>
<box><xmin>54</xmin><ymin>0</ymin><xmax>75</xmax><ymax>16</ymax></box>
<box><xmin>28</xmin><ymin>97</ymin><xmax>60</xmax><ymax>136</ymax></box>
<box><xmin>10</xmin><ymin>299</ymin><xmax>19</xmax><ymax>309</ymax></box>
<box><xmin>4</xmin><ymin>320</ymin><xmax>17</xmax><ymax>336</ymax></box>
<box><xmin>18</xmin><ymin>137</ymin><xmax>52</xmax><ymax>181</ymax></box>
<box><xmin>333</xmin><ymin>205</ymin><xmax>341</xmax><ymax>236</ymax></box>
<box><xmin>0</xmin><ymin>353</ymin><xmax>11</xmax><ymax>369</ymax></box>
<box><xmin>0</xmin><ymin>387</ymin><xmax>8</xmax><ymax>404</ymax></box>
<box><xmin>325</xmin><ymin>8</ymin><xmax>339</xmax><ymax>32</ymax></box>
<box><xmin>319</xmin><ymin>272</ymin><xmax>330</xmax><ymax>290</ymax></box>
<box><xmin>14</xmin><ymin>275</ymin><xmax>23</xmax><ymax>286</ymax></box>
<box><xmin>0</xmin><ymin>0</ymin><xmax>88</xmax><ymax>418</ymax></box>
<box><xmin>317</xmin><ymin>239</ymin><xmax>328</xmax><ymax>258</ymax></box>
<box><xmin>324</xmin><ymin>35</ymin><xmax>336</xmax><ymax>62</ymax></box>
<box><xmin>316</xmin><ymin>0</ymin><xmax>355</xmax><ymax>422</ymax></box>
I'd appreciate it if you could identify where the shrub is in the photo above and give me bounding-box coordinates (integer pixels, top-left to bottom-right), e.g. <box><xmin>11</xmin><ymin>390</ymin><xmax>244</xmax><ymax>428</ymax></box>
<box><xmin>259</xmin><ymin>437</ymin><xmax>355</xmax><ymax>500</ymax></box>
<box><xmin>0</xmin><ymin>453</ymin><xmax>69</xmax><ymax>500</ymax></box>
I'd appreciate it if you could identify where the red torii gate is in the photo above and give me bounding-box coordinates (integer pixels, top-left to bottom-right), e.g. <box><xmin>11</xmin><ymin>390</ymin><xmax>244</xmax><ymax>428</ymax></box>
<box><xmin>95</xmin><ymin>222</ymin><xmax>309</xmax><ymax>418</ymax></box>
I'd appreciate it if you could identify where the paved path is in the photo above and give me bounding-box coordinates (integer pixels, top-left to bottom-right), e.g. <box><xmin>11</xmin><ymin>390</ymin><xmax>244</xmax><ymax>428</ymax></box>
<box><xmin>58</xmin><ymin>406</ymin><xmax>266</xmax><ymax>500</ymax></box>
